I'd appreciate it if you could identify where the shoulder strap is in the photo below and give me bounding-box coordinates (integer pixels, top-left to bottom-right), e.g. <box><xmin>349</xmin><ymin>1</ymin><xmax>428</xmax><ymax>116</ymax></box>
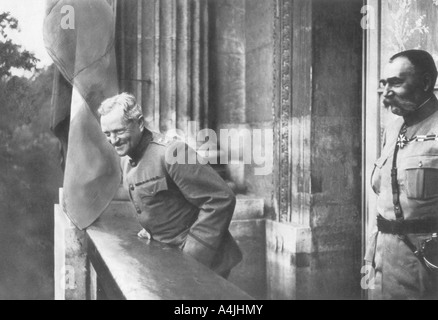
<box><xmin>391</xmin><ymin>123</ymin><xmax>407</xmax><ymax>221</ymax></box>
<box><xmin>390</xmin><ymin>125</ymin><xmax>435</xmax><ymax>275</ymax></box>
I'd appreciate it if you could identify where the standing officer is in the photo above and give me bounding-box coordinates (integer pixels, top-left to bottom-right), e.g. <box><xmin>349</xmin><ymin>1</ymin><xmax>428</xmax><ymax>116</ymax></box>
<box><xmin>98</xmin><ymin>93</ymin><xmax>242</xmax><ymax>278</ymax></box>
<box><xmin>367</xmin><ymin>50</ymin><xmax>438</xmax><ymax>299</ymax></box>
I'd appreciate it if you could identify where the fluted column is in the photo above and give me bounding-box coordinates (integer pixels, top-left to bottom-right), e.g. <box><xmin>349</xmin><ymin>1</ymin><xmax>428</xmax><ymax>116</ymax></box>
<box><xmin>116</xmin><ymin>0</ymin><xmax>209</xmax><ymax>133</ymax></box>
<box><xmin>176</xmin><ymin>0</ymin><xmax>190</xmax><ymax>130</ymax></box>
<box><xmin>159</xmin><ymin>0</ymin><xmax>176</xmax><ymax>131</ymax></box>
<box><xmin>210</xmin><ymin>0</ymin><xmax>246</xmax><ymax>126</ymax></box>
<box><xmin>141</xmin><ymin>0</ymin><xmax>158</xmax><ymax>126</ymax></box>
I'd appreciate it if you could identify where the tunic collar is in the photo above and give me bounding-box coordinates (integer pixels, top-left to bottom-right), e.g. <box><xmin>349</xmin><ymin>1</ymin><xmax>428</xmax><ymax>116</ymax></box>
<box><xmin>128</xmin><ymin>130</ymin><xmax>153</xmax><ymax>167</ymax></box>
<box><xmin>403</xmin><ymin>95</ymin><xmax>438</xmax><ymax>127</ymax></box>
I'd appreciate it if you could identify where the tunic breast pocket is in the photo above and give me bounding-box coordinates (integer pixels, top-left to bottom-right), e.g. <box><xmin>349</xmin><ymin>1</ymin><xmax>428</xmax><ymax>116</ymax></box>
<box><xmin>403</xmin><ymin>156</ymin><xmax>438</xmax><ymax>200</ymax></box>
<box><xmin>137</xmin><ymin>177</ymin><xmax>169</xmax><ymax>200</ymax></box>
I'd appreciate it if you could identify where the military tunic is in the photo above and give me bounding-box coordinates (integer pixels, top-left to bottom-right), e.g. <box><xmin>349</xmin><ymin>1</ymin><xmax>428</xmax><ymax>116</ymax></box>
<box><xmin>367</xmin><ymin>96</ymin><xmax>438</xmax><ymax>299</ymax></box>
<box><xmin>121</xmin><ymin>132</ymin><xmax>242</xmax><ymax>276</ymax></box>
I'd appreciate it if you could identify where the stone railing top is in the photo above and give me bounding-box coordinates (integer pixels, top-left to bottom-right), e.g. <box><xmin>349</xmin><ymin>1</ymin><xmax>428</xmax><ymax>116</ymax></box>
<box><xmin>86</xmin><ymin>201</ymin><xmax>254</xmax><ymax>300</ymax></box>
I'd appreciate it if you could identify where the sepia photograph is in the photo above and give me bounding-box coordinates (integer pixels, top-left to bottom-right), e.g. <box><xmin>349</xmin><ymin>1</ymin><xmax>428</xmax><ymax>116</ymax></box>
<box><xmin>0</xmin><ymin>0</ymin><xmax>437</xmax><ymax>303</ymax></box>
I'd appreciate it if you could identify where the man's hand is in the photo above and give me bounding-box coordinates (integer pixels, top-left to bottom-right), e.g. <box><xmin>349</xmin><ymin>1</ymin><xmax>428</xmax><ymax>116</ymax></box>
<box><xmin>137</xmin><ymin>228</ymin><xmax>152</xmax><ymax>240</ymax></box>
<box><xmin>114</xmin><ymin>185</ymin><xmax>129</xmax><ymax>201</ymax></box>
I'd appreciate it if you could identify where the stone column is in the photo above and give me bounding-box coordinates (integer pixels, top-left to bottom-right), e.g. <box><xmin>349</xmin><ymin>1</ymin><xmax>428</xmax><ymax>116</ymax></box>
<box><xmin>269</xmin><ymin>0</ymin><xmax>363</xmax><ymax>300</ymax></box>
<box><xmin>209</xmin><ymin>0</ymin><xmax>248</xmax><ymax>191</ymax></box>
<box><xmin>210</xmin><ymin>0</ymin><xmax>246</xmax><ymax>126</ymax></box>
<box><xmin>116</xmin><ymin>0</ymin><xmax>209</xmax><ymax>133</ymax></box>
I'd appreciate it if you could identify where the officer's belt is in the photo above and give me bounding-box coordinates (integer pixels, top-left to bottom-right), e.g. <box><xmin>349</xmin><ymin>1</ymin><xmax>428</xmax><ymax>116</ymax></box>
<box><xmin>377</xmin><ymin>214</ymin><xmax>438</xmax><ymax>235</ymax></box>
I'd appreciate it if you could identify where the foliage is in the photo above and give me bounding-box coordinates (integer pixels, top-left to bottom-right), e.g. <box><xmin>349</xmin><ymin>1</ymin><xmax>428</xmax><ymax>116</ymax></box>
<box><xmin>0</xmin><ymin>65</ymin><xmax>62</xmax><ymax>300</ymax></box>
<box><xmin>0</xmin><ymin>12</ymin><xmax>61</xmax><ymax>300</ymax></box>
<box><xmin>0</xmin><ymin>12</ymin><xmax>39</xmax><ymax>78</ymax></box>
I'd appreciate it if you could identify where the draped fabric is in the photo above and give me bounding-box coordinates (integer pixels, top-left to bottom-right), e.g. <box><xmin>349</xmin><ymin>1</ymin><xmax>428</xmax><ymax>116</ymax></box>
<box><xmin>44</xmin><ymin>0</ymin><xmax>121</xmax><ymax>229</ymax></box>
<box><xmin>50</xmin><ymin>68</ymin><xmax>71</xmax><ymax>171</ymax></box>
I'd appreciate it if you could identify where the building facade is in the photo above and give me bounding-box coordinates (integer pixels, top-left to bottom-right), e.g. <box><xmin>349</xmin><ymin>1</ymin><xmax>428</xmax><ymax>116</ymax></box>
<box><xmin>99</xmin><ymin>0</ymin><xmax>438</xmax><ymax>300</ymax></box>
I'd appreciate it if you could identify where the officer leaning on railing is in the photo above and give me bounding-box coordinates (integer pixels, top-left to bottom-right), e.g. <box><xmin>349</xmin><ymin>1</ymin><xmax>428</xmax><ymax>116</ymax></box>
<box><xmin>99</xmin><ymin>93</ymin><xmax>242</xmax><ymax>279</ymax></box>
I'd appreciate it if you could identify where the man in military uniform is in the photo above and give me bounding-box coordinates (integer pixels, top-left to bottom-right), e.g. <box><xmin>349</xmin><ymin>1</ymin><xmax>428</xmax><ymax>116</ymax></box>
<box><xmin>98</xmin><ymin>93</ymin><xmax>242</xmax><ymax>278</ymax></box>
<box><xmin>367</xmin><ymin>50</ymin><xmax>438</xmax><ymax>299</ymax></box>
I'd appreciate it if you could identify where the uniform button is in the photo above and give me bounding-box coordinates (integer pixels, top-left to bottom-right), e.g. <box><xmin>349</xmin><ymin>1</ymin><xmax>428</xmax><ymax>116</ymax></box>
<box><xmin>129</xmin><ymin>184</ymin><xmax>135</xmax><ymax>191</ymax></box>
<box><xmin>419</xmin><ymin>161</ymin><xmax>423</xmax><ymax>167</ymax></box>
<box><xmin>131</xmin><ymin>161</ymin><xmax>136</xmax><ymax>167</ymax></box>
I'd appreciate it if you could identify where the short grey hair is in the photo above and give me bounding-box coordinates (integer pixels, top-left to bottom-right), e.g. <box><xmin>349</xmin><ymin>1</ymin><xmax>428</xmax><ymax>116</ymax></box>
<box><xmin>98</xmin><ymin>93</ymin><xmax>143</xmax><ymax>123</ymax></box>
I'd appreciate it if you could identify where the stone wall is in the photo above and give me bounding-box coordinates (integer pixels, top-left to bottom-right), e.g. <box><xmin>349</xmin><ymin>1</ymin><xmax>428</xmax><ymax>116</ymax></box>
<box><xmin>114</xmin><ymin>0</ymin><xmax>364</xmax><ymax>300</ymax></box>
<box><xmin>209</xmin><ymin>0</ymin><xmax>274</xmax><ymax>210</ymax></box>
<box><xmin>268</xmin><ymin>0</ymin><xmax>363</xmax><ymax>300</ymax></box>
<box><xmin>245</xmin><ymin>0</ymin><xmax>275</xmax><ymax>213</ymax></box>
<box><xmin>309</xmin><ymin>0</ymin><xmax>363</xmax><ymax>299</ymax></box>
<box><xmin>209</xmin><ymin>0</ymin><xmax>273</xmax><ymax>299</ymax></box>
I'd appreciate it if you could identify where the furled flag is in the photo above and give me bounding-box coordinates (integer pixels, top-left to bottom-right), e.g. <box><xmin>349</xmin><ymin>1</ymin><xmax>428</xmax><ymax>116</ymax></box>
<box><xmin>43</xmin><ymin>0</ymin><xmax>121</xmax><ymax>229</ymax></box>
<box><xmin>50</xmin><ymin>68</ymin><xmax>71</xmax><ymax>172</ymax></box>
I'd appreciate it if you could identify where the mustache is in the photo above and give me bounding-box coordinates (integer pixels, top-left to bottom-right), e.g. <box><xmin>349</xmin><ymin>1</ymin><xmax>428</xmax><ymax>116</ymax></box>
<box><xmin>383</xmin><ymin>99</ymin><xmax>391</xmax><ymax>108</ymax></box>
<box><xmin>383</xmin><ymin>97</ymin><xmax>417</xmax><ymax>109</ymax></box>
